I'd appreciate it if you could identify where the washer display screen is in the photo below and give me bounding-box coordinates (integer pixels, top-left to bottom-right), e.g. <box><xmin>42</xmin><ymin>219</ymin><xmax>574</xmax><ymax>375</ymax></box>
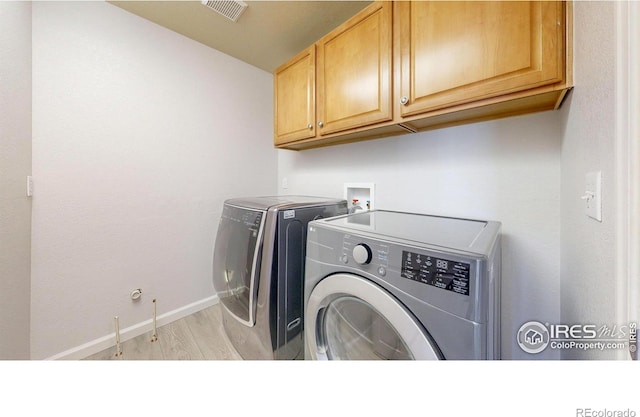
<box><xmin>401</xmin><ymin>251</ymin><xmax>471</xmax><ymax>296</ymax></box>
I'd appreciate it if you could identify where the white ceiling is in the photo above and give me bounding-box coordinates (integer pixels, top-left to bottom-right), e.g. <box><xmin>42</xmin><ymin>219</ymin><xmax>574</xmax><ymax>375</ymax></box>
<box><xmin>109</xmin><ymin>1</ymin><xmax>371</xmax><ymax>73</ymax></box>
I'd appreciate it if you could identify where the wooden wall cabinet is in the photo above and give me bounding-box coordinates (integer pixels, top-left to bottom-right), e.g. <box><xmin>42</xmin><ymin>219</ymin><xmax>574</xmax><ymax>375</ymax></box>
<box><xmin>274</xmin><ymin>45</ymin><xmax>316</xmax><ymax>146</ymax></box>
<box><xmin>396</xmin><ymin>0</ymin><xmax>572</xmax><ymax>132</ymax></box>
<box><xmin>274</xmin><ymin>1</ymin><xmax>406</xmax><ymax>150</ymax></box>
<box><xmin>274</xmin><ymin>1</ymin><xmax>572</xmax><ymax>150</ymax></box>
<box><xmin>316</xmin><ymin>1</ymin><xmax>392</xmax><ymax>136</ymax></box>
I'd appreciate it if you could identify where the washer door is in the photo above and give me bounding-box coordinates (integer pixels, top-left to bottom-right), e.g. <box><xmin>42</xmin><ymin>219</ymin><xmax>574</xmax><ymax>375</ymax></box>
<box><xmin>305</xmin><ymin>273</ymin><xmax>442</xmax><ymax>360</ymax></box>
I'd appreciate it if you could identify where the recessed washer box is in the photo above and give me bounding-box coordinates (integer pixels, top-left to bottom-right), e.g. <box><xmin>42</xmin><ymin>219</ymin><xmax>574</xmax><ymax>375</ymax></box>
<box><xmin>344</xmin><ymin>183</ymin><xmax>375</xmax><ymax>212</ymax></box>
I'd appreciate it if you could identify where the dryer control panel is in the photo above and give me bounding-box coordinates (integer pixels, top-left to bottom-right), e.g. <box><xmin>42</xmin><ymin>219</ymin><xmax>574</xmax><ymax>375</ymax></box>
<box><xmin>401</xmin><ymin>251</ymin><xmax>470</xmax><ymax>296</ymax></box>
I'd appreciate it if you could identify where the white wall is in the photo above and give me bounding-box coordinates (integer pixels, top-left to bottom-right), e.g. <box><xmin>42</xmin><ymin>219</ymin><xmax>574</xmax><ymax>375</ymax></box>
<box><xmin>278</xmin><ymin>111</ymin><xmax>563</xmax><ymax>360</ymax></box>
<box><xmin>559</xmin><ymin>1</ymin><xmax>621</xmax><ymax>360</ymax></box>
<box><xmin>0</xmin><ymin>1</ymin><xmax>32</xmax><ymax>359</ymax></box>
<box><xmin>31</xmin><ymin>1</ymin><xmax>276</xmax><ymax>359</ymax></box>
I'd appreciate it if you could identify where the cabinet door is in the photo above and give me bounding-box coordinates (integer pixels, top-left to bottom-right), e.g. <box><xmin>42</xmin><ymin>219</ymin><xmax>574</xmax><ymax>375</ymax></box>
<box><xmin>274</xmin><ymin>45</ymin><xmax>316</xmax><ymax>145</ymax></box>
<box><xmin>398</xmin><ymin>1</ymin><xmax>565</xmax><ymax>117</ymax></box>
<box><xmin>316</xmin><ymin>1</ymin><xmax>392</xmax><ymax>136</ymax></box>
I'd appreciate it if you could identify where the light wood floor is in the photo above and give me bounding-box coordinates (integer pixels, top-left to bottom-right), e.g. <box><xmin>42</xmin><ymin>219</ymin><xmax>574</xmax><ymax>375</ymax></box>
<box><xmin>84</xmin><ymin>303</ymin><xmax>242</xmax><ymax>360</ymax></box>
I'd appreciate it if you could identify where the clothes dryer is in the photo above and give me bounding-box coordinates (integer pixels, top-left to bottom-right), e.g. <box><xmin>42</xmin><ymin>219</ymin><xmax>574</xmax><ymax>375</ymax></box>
<box><xmin>212</xmin><ymin>196</ymin><xmax>347</xmax><ymax>360</ymax></box>
<box><xmin>304</xmin><ymin>210</ymin><xmax>501</xmax><ymax>360</ymax></box>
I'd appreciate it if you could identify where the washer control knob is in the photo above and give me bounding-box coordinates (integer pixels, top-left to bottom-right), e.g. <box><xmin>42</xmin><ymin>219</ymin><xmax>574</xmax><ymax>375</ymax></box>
<box><xmin>352</xmin><ymin>244</ymin><xmax>372</xmax><ymax>265</ymax></box>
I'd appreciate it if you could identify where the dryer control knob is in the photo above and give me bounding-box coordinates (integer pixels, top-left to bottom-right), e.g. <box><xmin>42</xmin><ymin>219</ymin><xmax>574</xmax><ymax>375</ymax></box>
<box><xmin>352</xmin><ymin>244</ymin><xmax>372</xmax><ymax>265</ymax></box>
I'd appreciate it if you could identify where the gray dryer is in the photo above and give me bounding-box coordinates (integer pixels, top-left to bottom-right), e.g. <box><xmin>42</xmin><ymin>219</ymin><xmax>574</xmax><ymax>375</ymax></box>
<box><xmin>212</xmin><ymin>196</ymin><xmax>347</xmax><ymax>359</ymax></box>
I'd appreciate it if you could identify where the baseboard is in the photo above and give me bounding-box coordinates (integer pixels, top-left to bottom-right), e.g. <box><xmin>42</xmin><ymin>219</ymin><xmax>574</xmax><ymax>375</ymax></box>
<box><xmin>45</xmin><ymin>295</ymin><xmax>220</xmax><ymax>360</ymax></box>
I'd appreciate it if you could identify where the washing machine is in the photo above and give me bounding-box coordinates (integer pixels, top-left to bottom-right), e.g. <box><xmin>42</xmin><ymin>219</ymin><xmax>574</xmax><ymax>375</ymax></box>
<box><xmin>212</xmin><ymin>196</ymin><xmax>347</xmax><ymax>360</ymax></box>
<box><xmin>304</xmin><ymin>210</ymin><xmax>501</xmax><ymax>360</ymax></box>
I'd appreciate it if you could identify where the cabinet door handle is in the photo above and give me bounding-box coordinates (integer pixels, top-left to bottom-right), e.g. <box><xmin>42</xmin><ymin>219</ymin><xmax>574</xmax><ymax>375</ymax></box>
<box><xmin>400</xmin><ymin>96</ymin><xmax>409</xmax><ymax>105</ymax></box>
<box><xmin>318</xmin><ymin>121</ymin><xmax>324</xmax><ymax>128</ymax></box>
<box><xmin>307</xmin><ymin>123</ymin><xmax>313</xmax><ymax>130</ymax></box>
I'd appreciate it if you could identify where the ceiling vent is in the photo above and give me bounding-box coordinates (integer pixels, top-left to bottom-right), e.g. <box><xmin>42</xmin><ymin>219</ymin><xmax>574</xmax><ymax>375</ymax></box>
<box><xmin>201</xmin><ymin>0</ymin><xmax>248</xmax><ymax>23</ymax></box>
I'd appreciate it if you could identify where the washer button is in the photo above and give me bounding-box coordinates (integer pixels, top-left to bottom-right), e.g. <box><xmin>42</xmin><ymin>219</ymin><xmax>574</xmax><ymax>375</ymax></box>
<box><xmin>340</xmin><ymin>255</ymin><xmax>349</xmax><ymax>264</ymax></box>
<box><xmin>377</xmin><ymin>266</ymin><xmax>386</xmax><ymax>276</ymax></box>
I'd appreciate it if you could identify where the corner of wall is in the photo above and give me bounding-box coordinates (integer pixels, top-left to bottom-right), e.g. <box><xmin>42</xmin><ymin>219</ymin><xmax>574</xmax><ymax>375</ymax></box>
<box><xmin>0</xmin><ymin>0</ymin><xmax>32</xmax><ymax>360</ymax></box>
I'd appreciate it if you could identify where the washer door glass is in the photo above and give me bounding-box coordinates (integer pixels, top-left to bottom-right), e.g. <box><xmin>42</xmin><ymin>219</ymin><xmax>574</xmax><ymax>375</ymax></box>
<box><xmin>323</xmin><ymin>296</ymin><xmax>413</xmax><ymax>360</ymax></box>
<box><xmin>305</xmin><ymin>273</ymin><xmax>441</xmax><ymax>360</ymax></box>
<box><xmin>212</xmin><ymin>204</ymin><xmax>265</xmax><ymax>326</ymax></box>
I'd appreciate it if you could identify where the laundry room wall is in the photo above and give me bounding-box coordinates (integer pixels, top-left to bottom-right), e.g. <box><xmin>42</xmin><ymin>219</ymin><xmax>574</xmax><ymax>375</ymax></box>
<box><xmin>278</xmin><ymin>111</ymin><xmax>563</xmax><ymax>360</ymax></box>
<box><xmin>31</xmin><ymin>1</ymin><xmax>276</xmax><ymax>359</ymax></box>
<box><xmin>0</xmin><ymin>1</ymin><xmax>32</xmax><ymax>360</ymax></box>
<box><xmin>558</xmin><ymin>1</ymin><xmax>622</xmax><ymax>360</ymax></box>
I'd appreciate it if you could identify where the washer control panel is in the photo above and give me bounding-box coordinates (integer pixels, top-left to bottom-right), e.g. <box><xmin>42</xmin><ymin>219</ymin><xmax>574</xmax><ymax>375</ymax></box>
<box><xmin>401</xmin><ymin>250</ymin><xmax>470</xmax><ymax>296</ymax></box>
<box><xmin>342</xmin><ymin>235</ymin><xmax>389</xmax><ymax>272</ymax></box>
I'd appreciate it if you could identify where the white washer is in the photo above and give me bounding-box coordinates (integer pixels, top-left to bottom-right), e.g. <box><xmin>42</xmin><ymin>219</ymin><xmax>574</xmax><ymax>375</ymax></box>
<box><xmin>304</xmin><ymin>210</ymin><xmax>501</xmax><ymax>360</ymax></box>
